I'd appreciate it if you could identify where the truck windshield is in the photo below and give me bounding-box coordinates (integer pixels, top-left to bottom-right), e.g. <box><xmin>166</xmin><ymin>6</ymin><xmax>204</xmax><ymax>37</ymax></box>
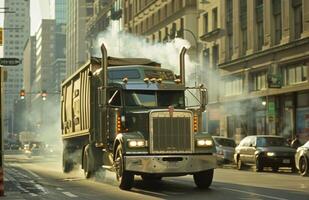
<box><xmin>125</xmin><ymin>91</ymin><xmax>185</xmax><ymax>108</ymax></box>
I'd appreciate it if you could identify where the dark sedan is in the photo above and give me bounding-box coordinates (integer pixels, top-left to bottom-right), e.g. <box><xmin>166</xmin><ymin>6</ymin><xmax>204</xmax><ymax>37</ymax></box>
<box><xmin>234</xmin><ymin>135</ymin><xmax>296</xmax><ymax>172</ymax></box>
<box><xmin>295</xmin><ymin>140</ymin><xmax>309</xmax><ymax>176</ymax></box>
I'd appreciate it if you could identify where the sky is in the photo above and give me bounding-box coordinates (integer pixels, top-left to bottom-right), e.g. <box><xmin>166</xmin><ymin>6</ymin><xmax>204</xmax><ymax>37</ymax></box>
<box><xmin>0</xmin><ymin>0</ymin><xmax>54</xmax><ymax>56</ymax></box>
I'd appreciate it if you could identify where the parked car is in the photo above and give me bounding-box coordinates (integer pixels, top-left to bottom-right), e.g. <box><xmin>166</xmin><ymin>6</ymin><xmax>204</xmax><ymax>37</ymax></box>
<box><xmin>213</xmin><ymin>136</ymin><xmax>236</xmax><ymax>164</ymax></box>
<box><xmin>234</xmin><ymin>135</ymin><xmax>296</xmax><ymax>172</ymax></box>
<box><xmin>295</xmin><ymin>140</ymin><xmax>309</xmax><ymax>176</ymax></box>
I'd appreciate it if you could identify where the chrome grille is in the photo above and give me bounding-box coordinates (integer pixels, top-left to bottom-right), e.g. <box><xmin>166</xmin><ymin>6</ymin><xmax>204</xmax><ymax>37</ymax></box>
<box><xmin>150</xmin><ymin>111</ymin><xmax>193</xmax><ymax>154</ymax></box>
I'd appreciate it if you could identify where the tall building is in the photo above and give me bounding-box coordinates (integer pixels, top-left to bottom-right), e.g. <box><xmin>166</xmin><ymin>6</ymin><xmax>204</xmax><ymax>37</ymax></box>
<box><xmin>52</xmin><ymin>0</ymin><xmax>67</xmax><ymax>91</ymax></box>
<box><xmin>55</xmin><ymin>0</ymin><xmax>67</xmax><ymax>24</ymax></box>
<box><xmin>66</xmin><ymin>0</ymin><xmax>94</xmax><ymax>76</ymax></box>
<box><xmin>201</xmin><ymin>0</ymin><xmax>309</xmax><ymax>143</ymax></box>
<box><xmin>3</xmin><ymin>0</ymin><xmax>30</xmax><ymax>133</ymax></box>
<box><xmin>31</xmin><ymin>19</ymin><xmax>56</xmax><ymax>134</ymax></box>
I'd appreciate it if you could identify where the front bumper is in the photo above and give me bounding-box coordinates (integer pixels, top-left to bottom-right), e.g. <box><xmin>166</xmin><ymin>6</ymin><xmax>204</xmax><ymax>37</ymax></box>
<box><xmin>125</xmin><ymin>154</ymin><xmax>217</xmax><ymax>174</ymax></box>
<box><xmin>260</xmin><ymin>156</ymin><xmax>295</xmax><ymax>167</ymax></box>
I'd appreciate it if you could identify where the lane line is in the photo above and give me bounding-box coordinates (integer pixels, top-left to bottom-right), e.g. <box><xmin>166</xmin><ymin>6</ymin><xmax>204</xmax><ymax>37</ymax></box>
<box><xmin>222</xmin><ymin>187</ymin><xmax>289</xmax><ymax>200</ymax></box>
<box><xmin>62</xmin><ymin>192</ymin><xmax>78</xmax><ymax>198</ymax></box>
<box><xmin>23</xmin><ymin>168</ymin><xmax>42</xmax><ymax>180</ymax></box>
<box><xmin>56</xmin><ymin>187</ymin><xmax>64</xmax><ymax>191</ymax></box>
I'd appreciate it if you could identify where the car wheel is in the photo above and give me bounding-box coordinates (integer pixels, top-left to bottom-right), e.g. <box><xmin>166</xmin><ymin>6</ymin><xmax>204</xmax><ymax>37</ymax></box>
<box><xmin>255</xmin><ymin>157</ymin><xmax>263</xmax><ymax>172</ymax></box>
<box><xmin>299</xmin><ymin>156</ymin><xmax>308</xmax><ymax>176</ymax></box>
<box><xmin>114</xmin><ymin>145</ymin><xmax>134</xmax><ymax>190</ymax></box>
<box><xmin>193</xmin><ymin>169</ymin><xmax>214</xmax><ymax>189</ymax></box>
<box><xmin>237</xmin><ymin>157</ymin><xmax>243</xmax><ymax>170</ymax></box>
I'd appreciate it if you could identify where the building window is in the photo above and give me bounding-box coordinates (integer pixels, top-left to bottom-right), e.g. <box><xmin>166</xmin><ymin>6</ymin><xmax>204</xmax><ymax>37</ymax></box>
<box><xmin>251</xmin><ymin>71</ymin><xmax>267</xmax><ymax>91</ymax></box>
<box><xmin>204</xmin><ymin>13</ymin><xmax>208</xmax><ymax>34</ymax></box>
<box><xmin>226</xmin><ymin>0</ymin><xmax>233</xmax><ymax>60</ymax></box>
<box><xmin>293</xmin><ymin>0</ymin><xmax>303</xmax><ymax>39</ymax></box>
<box><xmin>273</xmin><ymin>0</ymin><xmax>282</xmax><ymax>45</ymax></box>
<box><xmin>224</xmin><ymin>76</ymin><xmax>243</xmax><ymax>96</ymax></box>
<box><xmin>256</xmin><ymin>0</ymin><xmax>264</xmax><ymax>50</ymax></box>
<box><xmin>282</xmin><ymin>64</ymin><xmax>308</xmax><ymax>85</ymax></box>
<box><xmin>212</xmin><ymin>8</ymin><xmax>218</xmax><ymax>30</ymax></box>
<box><xmin>212</xmin><ymin>45</ymin><xmax>219</xmax><ymax>70</ymax></box>
<box><xmin>240</xmin><ymin>0</ymin><xmax>247</xmax><ymax>55</ymax></box>
<box><xmin>203</xmin><ymin>48</ymin><xmax>210</xmax><ymax>69</ymax></box>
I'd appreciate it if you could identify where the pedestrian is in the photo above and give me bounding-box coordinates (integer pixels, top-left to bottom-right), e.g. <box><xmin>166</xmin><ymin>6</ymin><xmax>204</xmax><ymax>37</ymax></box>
<box><xmin>290</xmin><ymin>135</ymin><xmax>301</xmax><ymax>149</ymax></box>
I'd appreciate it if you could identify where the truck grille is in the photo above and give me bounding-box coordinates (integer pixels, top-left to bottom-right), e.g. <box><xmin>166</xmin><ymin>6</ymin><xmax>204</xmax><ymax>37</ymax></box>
<box><xmin>150</xmin><ymin>111</ymin><xmax>193</xmax><ymax>154</ymax></box>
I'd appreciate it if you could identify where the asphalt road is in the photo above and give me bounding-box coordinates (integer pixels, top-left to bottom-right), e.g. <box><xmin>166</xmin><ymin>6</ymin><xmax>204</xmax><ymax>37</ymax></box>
<box><xmin>2</xmin><ymin>154</ymin><xmax>309</xmax><ymax>200</ymax></box>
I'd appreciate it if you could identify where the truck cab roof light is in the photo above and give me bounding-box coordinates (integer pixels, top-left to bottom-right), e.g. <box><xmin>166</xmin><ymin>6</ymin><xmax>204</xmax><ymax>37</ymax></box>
<box><xmin>150</xmin><ymin>78</ymin><xmax>156</xmax><ymax>83</ymax></box>
<box><xmin>157</xmin><ymin>78</ymin><xmax>162</xmax><ymax>83</ymax></box>
<box><xmin>144</xmin><ymin>78</ymin><xmax>150</xmax><ymax>83</ymax></box>
<box><xmin>174</xmin><ymin>79</ymin><xmax>181</xmax><ymax>84</ymax></box>
<box><xmin>122</xmin><ymin>77</ymin><xmax>128</xmax><ymax>83</ymax></box>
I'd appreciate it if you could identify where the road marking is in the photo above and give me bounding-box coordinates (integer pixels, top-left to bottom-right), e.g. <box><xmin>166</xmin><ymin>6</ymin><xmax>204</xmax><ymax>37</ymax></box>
<box><xmin>23</xmin><ymin>168</ymin><xmax>42</xmax><ymax>179</ymax></box>
<box><xmin>35</xmin><ymin>183</ymin><xmax>48</xmax><ymax>194</ymax></box>
<box><xmin>56</xmin><ymin>187</ymin><xmax>64</xmax><ymax>191</ymax></box>
<box><xmin>62</xmin><ymin>192</ymin><xmax>78</xmax><ymax>198</ymax></box>
<box><xmin>222</xmin><ymin>187</ymin><xmax>289</xmax><ymax>200</ymax></box>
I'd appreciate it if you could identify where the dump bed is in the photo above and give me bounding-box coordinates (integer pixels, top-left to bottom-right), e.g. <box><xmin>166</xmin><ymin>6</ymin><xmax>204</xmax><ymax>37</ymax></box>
<box><xmin>61</xmin><ymin>62</ymin><xmax>93</xmax><ymax>139</ymax></box>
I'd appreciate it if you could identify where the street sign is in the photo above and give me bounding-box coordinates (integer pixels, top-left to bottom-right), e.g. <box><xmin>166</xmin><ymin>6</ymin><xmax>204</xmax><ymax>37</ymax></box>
<box><xmin>0</xmin><ymin>58</ymin><xmax>21</xmax><ymax>66</ymax></box>
<box><xmin>268</xmin><ymin>74</ymin><xmax>282</xmax><ymax>88</ymax></box>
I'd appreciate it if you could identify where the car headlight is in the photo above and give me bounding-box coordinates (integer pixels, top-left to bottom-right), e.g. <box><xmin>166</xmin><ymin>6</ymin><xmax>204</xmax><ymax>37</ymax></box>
<box><xmin>266</xmin><ymin>152</ymin><xmax>275</xmax><ymax>156</ymax></box>
<box><xmin>196</xmin><ymin>139</ymin><xmax>213</xmax><ymax>147</ymax></box>
<box><xmin>128</xmin><ymin>139</ymin><xmax>147</xmax><ymax>148</ymax></box>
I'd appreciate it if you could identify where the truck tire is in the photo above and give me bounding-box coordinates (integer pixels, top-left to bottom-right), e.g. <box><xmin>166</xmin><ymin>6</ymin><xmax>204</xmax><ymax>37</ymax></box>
<box><xmin>63</xmin><ymin>152</ymin><xmax>73</xmax><ymax>173</ymax></box>
<box><xmin>83</xmin><ymin>149</ymin><xmax>93</xmax><ymax>179</ymax></box>
<box><xmin>114</xmin><ymin>145</ymin><xmax>134</xmax><ymax>190</ymax></box>
<box><xmin>193</xmin><ymin>169</ymin><xmax>214</xmax><ymax>189</ymax></box>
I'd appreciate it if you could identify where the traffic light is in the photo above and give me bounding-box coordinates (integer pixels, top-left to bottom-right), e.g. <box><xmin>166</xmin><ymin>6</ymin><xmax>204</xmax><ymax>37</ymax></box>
<box><xmin>19</xmin><ymin>89</ymin><xmax>25</xmax><ymax>99</ymax></box>
<box><xmin>41</xmin><ymin>90</ymin><xmax>47</xmax><ymax>101</ymax></box>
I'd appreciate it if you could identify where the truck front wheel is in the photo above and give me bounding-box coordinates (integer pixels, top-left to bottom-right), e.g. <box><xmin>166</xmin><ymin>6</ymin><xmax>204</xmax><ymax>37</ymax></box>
<box><xmin>193</xmin><ymin>169</ymin><xmax>214</xmax><ymax>189</ymax></box>
<box><xmin>114</xmin><ymin>145</ymin><xmax>134</xmax><ymax>190</ymax></box>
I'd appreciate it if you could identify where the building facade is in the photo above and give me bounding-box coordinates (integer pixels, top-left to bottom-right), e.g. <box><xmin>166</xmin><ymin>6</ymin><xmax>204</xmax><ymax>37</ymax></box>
<box><xmin>123</xmin><ymin>0</ymin><xmax>200</xmax><ymax>63</ymax></box>
<box><xmin>3</xmin><ymin>0</ymin><xmax>30</xmax><ymax>134</ymax></box>
<box><xmin>66</xmin><ymin>0</ymin><xmax>94</xmax><ymax>76</ymax></box>
<box><xmin>202</xmin><ymin>0</ymin><xmax>309</xmax><ymax>143</ymax></box>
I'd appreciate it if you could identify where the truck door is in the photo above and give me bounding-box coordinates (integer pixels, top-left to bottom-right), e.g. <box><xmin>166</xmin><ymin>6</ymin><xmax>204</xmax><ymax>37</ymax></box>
<box><xmin>107</xmin><ymin>90</ymin><xmax>122</xmax><ymax>142</ymax></box>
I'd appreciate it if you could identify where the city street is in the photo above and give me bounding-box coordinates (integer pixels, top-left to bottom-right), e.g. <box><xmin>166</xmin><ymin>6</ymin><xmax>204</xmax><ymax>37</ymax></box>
<box><xmin>2</xmin><ymin>153</ymin><xmax>309</xmax><ymax>200</ymax></box>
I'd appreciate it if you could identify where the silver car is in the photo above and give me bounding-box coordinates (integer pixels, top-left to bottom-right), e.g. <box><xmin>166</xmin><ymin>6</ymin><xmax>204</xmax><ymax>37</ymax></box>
<box><xmin>213</xmin><ymin>136</ymin><xmax>236</xmax><ymax>164</ymax></box>
<box><xmin>295</xmin><ymin>140</ymin><xmax>309</xmax><ymax>176</ymax></box>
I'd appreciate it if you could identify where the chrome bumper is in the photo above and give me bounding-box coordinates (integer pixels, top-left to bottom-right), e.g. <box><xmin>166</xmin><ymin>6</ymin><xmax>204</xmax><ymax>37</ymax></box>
<box><xmin>125</xmin><ymin>154</ymin><xmax>217</xmax><ymax>174</ymax></box>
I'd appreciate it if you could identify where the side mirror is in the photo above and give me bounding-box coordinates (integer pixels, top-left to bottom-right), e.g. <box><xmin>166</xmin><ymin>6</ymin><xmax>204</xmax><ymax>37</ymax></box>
<box><xmin>200</xmin><ymin>89</ymin><xmax>208</xmax><ymax>111</ymax></box>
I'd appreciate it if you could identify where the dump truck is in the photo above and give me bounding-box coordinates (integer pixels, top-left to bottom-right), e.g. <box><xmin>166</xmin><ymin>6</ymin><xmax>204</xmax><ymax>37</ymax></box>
<box><xmin>61</xmin><ymin>43</ymin><xmax>216</xmax><ymax>190</ymax></box>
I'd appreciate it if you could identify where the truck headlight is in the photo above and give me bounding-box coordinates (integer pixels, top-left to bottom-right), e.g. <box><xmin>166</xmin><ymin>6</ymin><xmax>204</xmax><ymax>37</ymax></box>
<box><xmin>196</xmin><ymin>139</ymin><xmax>213</xmax><ymax>147</ymax></box>
<box><xmin>128</xmin><ymin>139</ymin><xmax>147</xmax><ymax>148</ymax></box>
<box><xmin>266</xmin><ymin>152</ymin><xmax>275</xmax><ymax>156</ymax></box>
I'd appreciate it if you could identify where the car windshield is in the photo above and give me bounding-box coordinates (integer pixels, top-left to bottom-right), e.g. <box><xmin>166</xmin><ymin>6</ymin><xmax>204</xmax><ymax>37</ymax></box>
<box><xmin>125</xmin><ymin>90</ymin><xmax>185</xmax><ymax>108</ymax></box>
<box><xmin>214</xmin><ymin>138</ymin><xmax>236</xmax><ymax>147</ymax></box>
<box><xmin>256</xmin><ymin>137</ymin><xmax>289</xmax><ymax>147</ymax></box>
